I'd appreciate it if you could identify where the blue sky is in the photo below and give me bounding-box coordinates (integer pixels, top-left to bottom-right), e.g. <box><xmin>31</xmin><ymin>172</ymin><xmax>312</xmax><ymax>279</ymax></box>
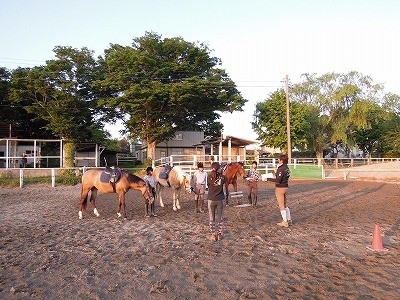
<box><xmin>1</xmin><ymin>0</ymin><xmax>399</xmax><ymax>141</ymax></box>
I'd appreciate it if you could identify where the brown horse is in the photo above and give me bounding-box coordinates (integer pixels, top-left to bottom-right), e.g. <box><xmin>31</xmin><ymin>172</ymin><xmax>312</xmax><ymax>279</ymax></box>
<box><xmin>153</xmin><ymin>165</ymin><xmax>192</xmax><ymax>211</ymax></box>
<box><xmin>79</xmin><ymin>169</ymin><xmax>154</xmax><ymax>219</ymax></box>
<box><xmin>223</xmin><ymin>162</ymin><xmax>247</xmax><ymax>205</ymax></box>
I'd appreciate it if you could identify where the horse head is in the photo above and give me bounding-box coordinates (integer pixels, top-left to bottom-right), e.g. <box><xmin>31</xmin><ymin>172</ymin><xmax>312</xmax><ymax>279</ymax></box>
<box><xmin>183</xmin><ymin>173</ymin><xmax>192</xmax><ymax>193</ymax></box>
<box><xmin>144</xmin><ymin>182</ymin><xmax>155</xmax><ymax>204</ymax></box>
<box><xmin>237</xmin><ymin>162</ymin><xmax>247</xmax><ymax>178</ymax></box>
<box><xmin>127</xmin><ymin>172</ymin><xmax>154</xmax><ymax>204</ymax></box>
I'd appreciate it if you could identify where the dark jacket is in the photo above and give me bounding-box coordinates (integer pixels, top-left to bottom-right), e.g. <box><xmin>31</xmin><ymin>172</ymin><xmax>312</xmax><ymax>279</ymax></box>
<box><xmin>207</xmin><ymin>172</ymin><xmax>226</xmax><ymax>201</ymax></box>
<box><xmin>267</xmin><ymin>163</ymin><xmax>290</xmax><ymax>188</ymax></box>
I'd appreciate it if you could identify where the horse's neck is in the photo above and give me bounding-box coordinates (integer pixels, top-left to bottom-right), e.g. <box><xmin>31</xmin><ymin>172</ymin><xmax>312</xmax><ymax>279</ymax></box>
<box><xmin>227</xmin><ymin>165</ymin><xmax>238</xmax><ymax>175</ymax></box>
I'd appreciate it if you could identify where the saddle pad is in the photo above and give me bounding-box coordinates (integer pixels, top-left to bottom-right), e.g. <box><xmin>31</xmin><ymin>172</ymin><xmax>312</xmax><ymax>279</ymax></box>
<box><xmin>159</xmin><ymin>169</ymin><xmax>169</xmax><ymax>179</ymax></box>
<box><xmin>100</xmin><ymin>169</ymin><xmax>122</xmax><ymax>183</ymax></box>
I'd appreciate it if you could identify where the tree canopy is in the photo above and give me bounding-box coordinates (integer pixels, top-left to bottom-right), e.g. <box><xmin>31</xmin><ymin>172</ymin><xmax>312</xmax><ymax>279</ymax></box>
<box><xmin>252</xmin><ymin>89</ymin><xmax>309</xmax><ymax>152</ymax></box>
<box><xmin>95</xmin><ymin>32</ymin><xmax>247</xmax><ymax>159</ymax></box>
<box><xmin>9</xmin><ymin>47</ymin><xmax>107</xmax><ymax>166</ymax></box>
<box><xmin>254</xmin><ymin>72</ymin><xmax>400</xmax><ymax>158</ymax></box>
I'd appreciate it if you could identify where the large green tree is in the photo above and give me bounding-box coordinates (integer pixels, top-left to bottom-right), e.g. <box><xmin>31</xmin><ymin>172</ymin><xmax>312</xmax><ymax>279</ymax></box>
<box><xmin>0</xmin><ymin>67</ymin><xmax>53</xmax><ymax>138</ymax></box>
<box><xmin>96</xmin><ymin>32</ymin><xmax>246</xmax><ymax>159</ymax></box>
<box><xmin>354</xmin><ymin>101</ymin><xmax>400</xmax><ymax>157</ymax></box>
<box><xmin>252</xmin><ymin>89</ymin><xmax>310</xmax><ymax>152</ymax></box>
<box><xmin>9</xmin><ymin>47</ymin><xmax>106</xmax><ymax>166</ymax></box>
<box><xmin>290</xmin><ymin>72</ymin><xmax>385</xmax><ymax>157</ymax></box>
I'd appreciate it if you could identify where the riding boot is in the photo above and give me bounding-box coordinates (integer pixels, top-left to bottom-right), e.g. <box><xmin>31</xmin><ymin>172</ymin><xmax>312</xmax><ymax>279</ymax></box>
<box><xmin>253</xmin><ymin>196</ymin><xmax>258</xmax><ymax>208</ymax></box>
<box><xmin>248</xmin><ymin>195</ymin><xmax>252</xmax><ymax>205</ymax></box>
<box><xmin>199</xmin><ymin>199</ymin><xmax>204</xmax><ymax>212</ymax></box>
<box><xmin>195</xmin><ymin>199</ymin><xmax>199</xmax><ymax>212</ymax></box>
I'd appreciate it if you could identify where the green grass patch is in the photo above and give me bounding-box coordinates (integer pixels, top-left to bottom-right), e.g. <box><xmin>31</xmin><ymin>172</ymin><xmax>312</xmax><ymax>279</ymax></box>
<box><xmin>290</xmin><ymin>165</ymin><xmax>323</xmax><ymax>179</ymax></box>
<box><xmin>0</xmin><ymin>175</ymin><xmax>81</xmax><ymax>187</ymax></box>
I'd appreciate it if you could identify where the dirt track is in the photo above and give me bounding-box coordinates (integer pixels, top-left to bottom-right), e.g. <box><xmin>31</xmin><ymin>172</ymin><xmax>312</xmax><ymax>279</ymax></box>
<box><xmin>0</xmin><ymin>178</ymin><xmax>399</xmax><ymax>299</ymax></box>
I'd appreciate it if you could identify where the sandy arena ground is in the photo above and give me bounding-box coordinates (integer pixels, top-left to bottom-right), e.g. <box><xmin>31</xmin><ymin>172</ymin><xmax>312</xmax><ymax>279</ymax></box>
<box><xmin>0</xmin><ymin>174</ymin><xmax>399</xmax><ymax>299</ymax></box>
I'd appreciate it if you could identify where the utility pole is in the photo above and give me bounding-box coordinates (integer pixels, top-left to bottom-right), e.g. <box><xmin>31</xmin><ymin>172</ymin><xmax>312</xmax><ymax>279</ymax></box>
<box><xmin>285</xmin><ymin>75</ymin><xmax>291</xmax><ymax>163</ymax></box>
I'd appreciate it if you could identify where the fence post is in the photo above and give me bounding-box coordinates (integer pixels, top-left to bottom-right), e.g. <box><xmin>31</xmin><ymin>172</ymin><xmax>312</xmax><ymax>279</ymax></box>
<box><xmin>318</xmin><ymin>158</ymin><xmax>322</xmax><ymax>166</ymax></box>
<box><xmin>193</xmin><ymin>155</ymin><xmax>197</xmax><ymax>167</ymax></box>
<box><xmin>51</xmin><ymin>168</ymin><xmax>56</xmax><ymax>188</ymax></box>
<box><xmin>19</xmin><ymin>169</ymin><xmax>24</xmax><ymax>188</ymax></box>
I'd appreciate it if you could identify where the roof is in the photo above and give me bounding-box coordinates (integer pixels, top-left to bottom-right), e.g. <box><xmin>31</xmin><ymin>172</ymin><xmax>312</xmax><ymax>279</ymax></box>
<box><xmin>197</xmin><ymin>135</ymin><xmax>258</xmax><ymax>147</ymax></box>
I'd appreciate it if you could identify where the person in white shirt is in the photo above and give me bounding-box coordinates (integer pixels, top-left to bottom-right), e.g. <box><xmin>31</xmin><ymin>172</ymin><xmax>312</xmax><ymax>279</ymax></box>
<box><xmin>192</xmin><ymin>162</ymin><xmax>208</xmax><ymax>213</ymax></box>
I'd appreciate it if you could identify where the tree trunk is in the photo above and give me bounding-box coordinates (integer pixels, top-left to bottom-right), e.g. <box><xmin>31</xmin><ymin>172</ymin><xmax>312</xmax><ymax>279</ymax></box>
<box><xmin>63</xmin><ymin>140</ymin><xmax>77</xmax><ymax>168</ymax></box>
<box><xmin>147</xmin><ymin>141</ymin><xmax>156</xmax><ymax>161</ymax></box>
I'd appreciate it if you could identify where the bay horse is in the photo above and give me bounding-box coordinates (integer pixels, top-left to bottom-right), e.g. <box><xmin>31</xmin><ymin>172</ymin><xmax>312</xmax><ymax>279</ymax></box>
<box><xmin>222</xmin><ymin>162</ymin><xmax>247</xmax><ymax>205</ymax></box>
<box><xmin>79</xmin><ymin>168</ymin><xmax>154</xmax><ymax>219</ymax></box>
<box><xmin>153</xmin><ymin>165</ymin><xmax>192</xmax><ymax>211</ymax></box>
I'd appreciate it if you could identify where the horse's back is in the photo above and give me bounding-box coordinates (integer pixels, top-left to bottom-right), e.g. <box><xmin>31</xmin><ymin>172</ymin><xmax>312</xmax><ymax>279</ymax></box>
<box><xmin>81</xmin><ymin>169</ymin><xmax>107</xmax><ymax>189</ymax></box>
<box><xmin>153</xmin><ymin>166</ymin><xmax>185</xmax><ymax>188</ymax></box>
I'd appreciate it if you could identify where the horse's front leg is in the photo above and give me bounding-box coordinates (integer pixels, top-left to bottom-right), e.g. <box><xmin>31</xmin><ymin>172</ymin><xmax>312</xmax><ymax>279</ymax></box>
<box><xmin>172</xmin><ymin>189</ymin><xmax>178</xmax><ymax>211</ymax></box>
<box><xmin>224</xmin><ymin>182</ymin><xmax>230</xmax><ymax>205</ymax></box>
<box><xmin>233</xmin><ymin>180</ymin><xmax>238</xmax><ymax>192</ymax></box>
<box><xmin>117</xmin><ymin>192</ymin><xmax>127</xmax><ymax>219</ymax></box>
<box><xmin>173</xmin><ymin>188</ymin><xmax>181</xmax><ymax>211</ymax></box>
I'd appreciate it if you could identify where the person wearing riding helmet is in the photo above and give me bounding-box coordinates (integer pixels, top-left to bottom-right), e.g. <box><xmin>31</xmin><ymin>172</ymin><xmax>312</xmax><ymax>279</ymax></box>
<box><xmin>207</xmin><ymin>161</ymin><xmax>226</xmax><ymax>241</ymax></box>
<box><xmin>264</xmin><ymin>153</ymin><xmax>292</xmax><ymax>227</ymax></box>
<box><xmin>192</xmin><ymin>162</ymin><xmax>207</xmax><ymax>213</ymax></box>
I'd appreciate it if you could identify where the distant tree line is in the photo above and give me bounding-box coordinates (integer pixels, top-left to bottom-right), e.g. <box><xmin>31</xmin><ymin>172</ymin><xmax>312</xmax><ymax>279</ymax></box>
<box><xmin>253</xmin><ymin>72</ymin><xmax>400</xmax><ymax>158</ymax></box>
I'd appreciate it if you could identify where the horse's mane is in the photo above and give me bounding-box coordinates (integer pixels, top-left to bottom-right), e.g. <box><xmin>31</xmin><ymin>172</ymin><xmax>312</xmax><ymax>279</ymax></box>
<box><xmin>171</xmin><ymin>166</ymin><xmax>186</xmax><ymax>178</ymax></box>
<box><xmin>126</xmin><ymin>171</ymin><xmax>145</xmax><ymax>184</ymax></box>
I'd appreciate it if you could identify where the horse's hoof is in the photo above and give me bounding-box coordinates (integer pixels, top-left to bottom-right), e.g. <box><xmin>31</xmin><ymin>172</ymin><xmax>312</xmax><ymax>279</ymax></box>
<box><xmin>117</xmin><ymin>212</ymin><xmax>122</xmax><ymax>218</ymax></box>
<box><xmin>160</xmin><ymin>204</ymin><xmax>165</xmax><ymax>208</ymax></box>
<box><xmin>173</xmin><ymin>207</ymin><xmax>178</xmax><ymax>212</ymax></box>
<box><xmin>177</xmin><ymin>205</ymin><xmax>181</xmax><ymax>210</ymax></box>
<box><xmin>78</xmin><ymin>211</ymin><xmax>83</xmax><ymax>219</ymax></box>
<box><xmin>94</xmin><ymin>208</ymin><xmax>100</xmax><ymax>217</ymax></box>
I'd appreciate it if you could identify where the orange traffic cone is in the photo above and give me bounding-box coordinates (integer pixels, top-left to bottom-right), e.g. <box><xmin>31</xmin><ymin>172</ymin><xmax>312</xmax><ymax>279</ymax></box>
<box><xmin>367</xmin><ymin>224</ymin><xmax>388</xmax><ymax>251</ymax></box>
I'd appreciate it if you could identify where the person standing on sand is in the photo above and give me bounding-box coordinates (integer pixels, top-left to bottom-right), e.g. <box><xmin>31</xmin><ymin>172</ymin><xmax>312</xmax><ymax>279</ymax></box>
<box><xmin>191</xmin><ymin>162</ymin><xmax>207</xmax><ymax>213</ymax></box>
<box><xmin>21</xmin><ymin>152</ymin><xmax>27</xmax><ymax>168</ymax></box>
<box><xmin>207</xmin><ymin>161</ymin><xmax>226</xmax><ymax>241</ymax></box>
<box><xmin>143</xmin><ymin>167</ymin><xmax>156</xmax><ymax>198</ymax></box>
<box><xmin>264</xmin><ymin>153</ymin><xmax>292</xmax><ymax>227</ymax></box>
<box><xmin>246</xmin><ymin>160</ymin><xmax>260</xmax><ymax>207</ymax></box>
<box><xmin>143</xmin><ymin>166</ymin><xmax>157</xmax><ymax>217</ymax></box>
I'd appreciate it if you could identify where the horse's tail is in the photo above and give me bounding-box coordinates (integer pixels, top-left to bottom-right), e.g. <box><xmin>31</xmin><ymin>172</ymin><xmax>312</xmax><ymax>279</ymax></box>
<box><xmin>81</xmin><ymin>185</ymin><xmax>88</xmax><ymax>210</ymax></box>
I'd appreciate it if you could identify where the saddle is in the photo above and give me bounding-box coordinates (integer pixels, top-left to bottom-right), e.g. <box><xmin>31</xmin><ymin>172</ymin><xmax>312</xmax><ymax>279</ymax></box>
<box><xmin>159</xmin><ymin>164</ymin><xmax>172</xmax><ymax>179</ymax></box>
<box><xmin>100</xmin><ymin>166</ymin><xmax>122</xmax><ymax>192</ymax></box>
<box><xmin>158</xmin><ymin>164</ymin><xmax>172</xmax><ymax>187</ymax></box>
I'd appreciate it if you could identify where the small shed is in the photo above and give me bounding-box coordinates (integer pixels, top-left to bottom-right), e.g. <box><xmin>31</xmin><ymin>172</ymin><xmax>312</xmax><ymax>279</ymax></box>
<box><xmin>196</xmin><ymin>135</ymin><xmax>258</xmax><ymax>162</ymax></box>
